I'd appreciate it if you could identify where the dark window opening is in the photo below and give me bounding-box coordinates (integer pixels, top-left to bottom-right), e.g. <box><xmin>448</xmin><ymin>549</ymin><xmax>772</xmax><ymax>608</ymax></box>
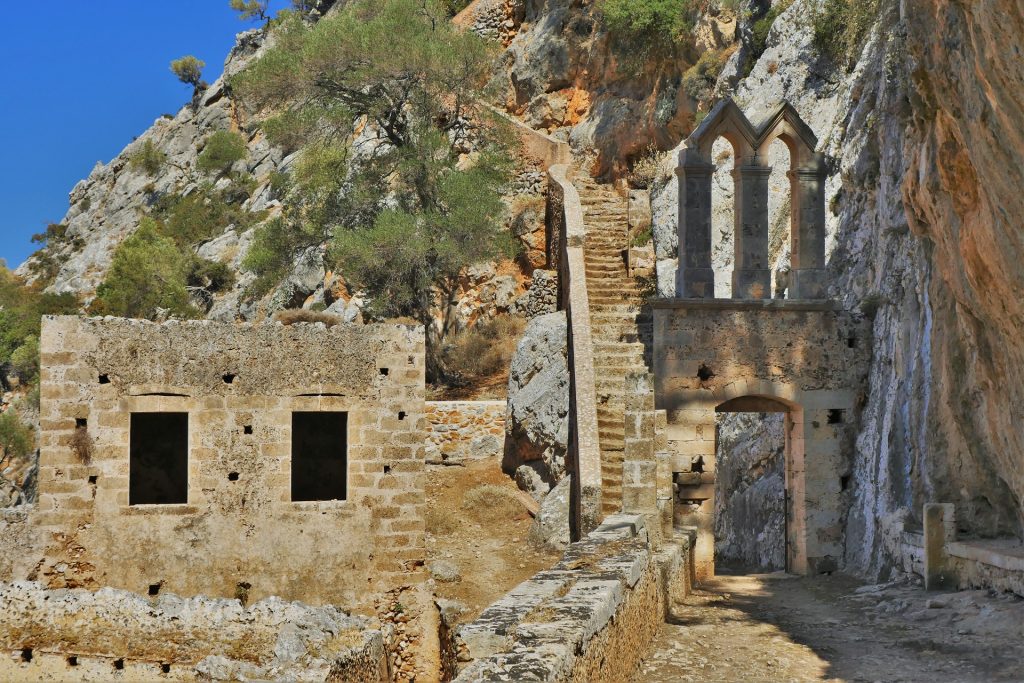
<box><xmin>130</xmin><ymin>413</ymin><xmax>188</xmax><ymax>505</ymax></box>
<box><xmin>75</xmin><ymin>417</ymin><xmax>87</xmax><ymax>429</ymax></box>
<box><xmin>697</xmin><ymin>364</ymin><xmax>715</xmax><ymax>382</ymax></box>
<box><xmin>291</xmin><ymin>412</ymin><xmax>347</xmax><ymax>502</ymax></box>
<box><xmin>847</xmin><ymin>336</ymin><xmax>857</xmax><ymax>348</ymax></box>
<box><xmin>384</xmin><ymin>465</ymin><xmax>392</xmax><ymax>474</ymax></box>
<box><xmin>21</xmin><ymin>648</ymin><xmax>32</xmax><ymax>663</ymax></box>
<box><xmin>161</xmin><ymin>663</ymin><xmax>171</xmax><ymax>674</ymax></box>
<box><xmin>691</xmin><ymin>456</ymin><xmax>705</xmax><ymax>474</ymax></box>
<box><xmin>379</xmin><ymin>367</ymin><xmax>389</xmax><ymax>376</ymax></box>
<box><xmin>98</xmin><ymin>373</ymin><xmax>110</xmax><ymax>384</ymax></box>
<box><xmin>88</xmin><ymin>475</ymin><xmax>98</xmax><ymax>485</ymax></box>
<box><xmin>222</xmin><ymin>373</ymin><xmax>236</xmax><ymax>384</ymax></box>
<box><xmin>827</xmin><ymin>409</ymin><xmax>845</xmax><ymax>424</ymax></box>
<box><xmin>398</xmin><ymin>411</ymin><xmax>406</xmax><ymax>421</ymax></box>
<box><xmin>114</xmin><ymin>659</ymin><xmax>124</xmax><ymax>670</ymax></box>
<box><xmin>228</xmin><ymin>472</ymin><xmax>239</xmax><ymax>482</ymax></box>
<box><xmin>243</xmin><ymin>425</ymin><xmax>253</xmax><ymax>435</ymax></box>
<box><xmin>148</xmin><ymin>583</ymin><xmax>162</xmax><ymax>596</ymax></box>
<box><xmin>67</xmin><ymin>656</ymin><xmax>78</xmax><ymax>667</ymax></box>
<box><xmin>841</xmin><ymin>475</ymin><xmax>851</xmax><ymax>491</ymax></box>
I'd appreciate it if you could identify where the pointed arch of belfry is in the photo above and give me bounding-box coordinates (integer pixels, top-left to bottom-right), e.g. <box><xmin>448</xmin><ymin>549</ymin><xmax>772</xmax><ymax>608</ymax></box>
<box><xmin>675</xmin><ymin>98</ymin><xmax>829</xmax><ymax>299</ymax></box>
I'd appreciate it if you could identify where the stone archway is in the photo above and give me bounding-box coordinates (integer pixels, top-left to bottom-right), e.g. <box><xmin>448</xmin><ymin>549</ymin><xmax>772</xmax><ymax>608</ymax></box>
<box><xmin>652</xmin><ymin>298</ymin><xmax>868</xmax><ymax>579</ymax></box>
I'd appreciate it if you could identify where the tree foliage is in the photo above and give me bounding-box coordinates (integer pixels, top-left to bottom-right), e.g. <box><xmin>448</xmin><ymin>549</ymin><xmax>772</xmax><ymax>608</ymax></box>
<box><xmin>233</xmin><ymin>0</ymin><xmax>514</xmax><ymax>381</ymax></box>
<box><xmin>197</xmin><ymin>131</ymin><xmax>248</xmax><ymax>175</ymax></box>
<box><xmin>170</xmin><ymin>55</ymin><xmax>205</xmax><ymax>88</ymax></box>
<box><xmin>0</xmin><ymin>266</ymin><xmax>79</xmax><ymax>387</ymax></box>
<box><xmin>89</xmin><ymin>219</ymin><xmax>199</xmax><ymax>320</ymax></box>
<box><xmin>230</xmin><ymin>0</ymin><xmax>270</xmax><ymax>22</ymax></box>
<box><xmin>0</xmin><ymin>410</ymin><xmax>34</xmax><ymax>462</ymax></box>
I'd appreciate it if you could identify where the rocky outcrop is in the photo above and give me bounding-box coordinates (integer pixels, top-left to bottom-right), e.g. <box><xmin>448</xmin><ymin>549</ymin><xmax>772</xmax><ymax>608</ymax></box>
<box><xmin>714</xmin><ymin>413</ymin><xmax>785</xmax><ymax>571</ymax></box>
<box><xmin>527</xmin><ymin>475</ymin><xmax>571</xmax><ymax>551</ymax></box>
<box><xmin>503</xmin><ymin>311</ymin><xmax>569</xmax><ymax>493</ymax></box>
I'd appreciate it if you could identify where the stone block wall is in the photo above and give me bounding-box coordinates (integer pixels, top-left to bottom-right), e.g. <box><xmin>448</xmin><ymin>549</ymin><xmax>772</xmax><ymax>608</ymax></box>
<box><xmin>20</xmin><ymin>316</ymin><xmax>427</xmax><ymax>609</ymax></box>
<box><xmin>452</xmin><ymin>514</ymin><xmax>690</xmax><ymax>682</ymax></box>
<box><xmin>425</xmin><ymin>401</ymin><xmax>505</xmax><ymax>464</ymax></box>
<box><xmin>652</xmin><ymin>299</ymin><xmax>869</xmax><ymax>577</ymax></box>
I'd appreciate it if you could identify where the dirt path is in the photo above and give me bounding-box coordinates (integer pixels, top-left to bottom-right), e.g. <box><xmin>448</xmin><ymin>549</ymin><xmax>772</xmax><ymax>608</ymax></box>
<box><xmin>635</xmin><ymin>572</ymin><xmax>1024</xmax><ymax>683</ymax></box>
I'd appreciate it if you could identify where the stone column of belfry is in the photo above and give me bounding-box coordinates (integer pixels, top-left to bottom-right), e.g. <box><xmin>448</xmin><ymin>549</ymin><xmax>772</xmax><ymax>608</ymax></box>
<box><xmin>731</xmin><ymin>156</ymin><xmax>773</xmax><ymax>299</ymax></box>
<box><xmin>675</xmin><ymin>151</ymin><xmax>716</xmax><ymax>298</ymax></box>
<box><xmin>788</xmin><ymin>157</ymin><xmax>828</xmax><ymax>298</ymax></box>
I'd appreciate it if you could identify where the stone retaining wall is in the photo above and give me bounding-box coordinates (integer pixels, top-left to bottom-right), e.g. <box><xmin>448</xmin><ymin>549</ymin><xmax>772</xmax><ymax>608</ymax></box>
<box><xmin>451</xmin><ymin>514</ymin><xmax>690</xmax><ymax>682</ymax></box>
<box><xmin>425</xmin><ymin>402</ymin><xmax>506</xmax><ymax>464</ymax></box>
<box><xmin>0</xmin><ymin>581</ymin><xmax>388</xmax><ymax>682</ymax></box>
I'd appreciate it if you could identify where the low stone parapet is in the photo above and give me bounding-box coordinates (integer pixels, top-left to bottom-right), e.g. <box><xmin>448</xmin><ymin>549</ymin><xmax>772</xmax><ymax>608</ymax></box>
<box><xmin>425</xmin><ymin>401</ymin><xmax>506</xmax><ymax>465</ymax></box>
<box><xmin>451</xmin><ymin>514</ymin><xmax>690</xmax><ymax>682</ymax></box>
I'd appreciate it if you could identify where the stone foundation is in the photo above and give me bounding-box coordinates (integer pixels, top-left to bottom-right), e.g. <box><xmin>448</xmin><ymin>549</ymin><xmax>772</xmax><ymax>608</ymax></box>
<box><xmin>0</xmin><ymin>581</ymin><xmax>389</xmax><ymax>682</ymax></box>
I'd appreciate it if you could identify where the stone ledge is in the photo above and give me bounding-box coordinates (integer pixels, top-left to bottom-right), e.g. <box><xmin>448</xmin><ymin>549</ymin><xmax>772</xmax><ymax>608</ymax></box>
<box><xmin>650</xmin><ymin>297</ymin><xmax>841</xmax><ymax>312</ymax></box>
<box><xmin>948</xmin><ymin>539</ymin><xmax>1024</xmax><ymax>573</ymax></box>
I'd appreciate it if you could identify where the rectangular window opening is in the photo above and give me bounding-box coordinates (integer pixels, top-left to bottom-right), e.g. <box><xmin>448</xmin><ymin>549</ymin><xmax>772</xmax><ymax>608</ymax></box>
<box><xmin>130</xmin><ymin>413</ymin><xmax>188</xmax><ymax>505</ymax></box>
<box><xmin>291</xmin><ymin>411</ymin><xmax>347</xmax><ymax>502</ymax></box>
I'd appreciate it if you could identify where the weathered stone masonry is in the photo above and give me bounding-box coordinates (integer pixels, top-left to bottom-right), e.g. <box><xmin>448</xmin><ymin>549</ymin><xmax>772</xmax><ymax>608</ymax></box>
<box><xmin>22</xmin><ymin>316</ymin><xmax>427</xmax><ymax>608</ymax></box>
<box><xmin>425</xmin><ymin>401</ymin><xmax>505</xmax><ymax>464</ymax></box>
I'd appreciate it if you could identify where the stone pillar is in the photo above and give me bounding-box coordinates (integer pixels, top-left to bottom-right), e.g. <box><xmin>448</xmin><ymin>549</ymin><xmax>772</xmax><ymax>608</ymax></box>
<box><xmin>655</xmin><ymin>410</ymin><xmax>674</xmax><ymax>541</ymax></box>
<box><xmin>924</xmin><ymin>503</ymin><xmax>957</xmax><ymax>590</ymax></box>
<box><xmin>788</xmin><ymin>163</ymin><xmax>828</xmax><ymax>299</ymax></box>
<box><xmin>668</xmin><ymin>412</ymin><xmax>717</xmax><ymax>580</ymax></box>
<box><xmin>732</xmin><ymin>158</ymin><xmax>773</xmax><ymax>299</ymax></box>
<box><xmin>675</xmin><ymin>155</ymin><xmax>716</xmax><ymax>298</ymax></box>
<box><xmin>623</xmin><ymin>373</ymin><xmax>661</xmax><ymax>547</ymax></box>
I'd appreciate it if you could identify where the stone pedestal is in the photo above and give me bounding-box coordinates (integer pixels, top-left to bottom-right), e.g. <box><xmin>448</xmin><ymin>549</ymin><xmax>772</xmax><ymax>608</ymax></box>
<box><xmin>924</xmin><ymin>503</ymin><xmax>958</xmax><ymax>590</ymax></box>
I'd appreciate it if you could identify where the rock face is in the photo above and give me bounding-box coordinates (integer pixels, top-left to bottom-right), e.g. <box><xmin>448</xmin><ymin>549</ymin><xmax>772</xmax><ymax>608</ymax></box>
<box><xmin>527</xmin><ymin>475</ymin><xmax>572</xmax><ymax>551</ymax></box>
<box><xmin>503</xmin><ymin>311</ymin><xmax>569</xmax><ymax>492</ymax></box>
<box><xmin>714</xmin><ymin>413</ymin><xmax>785</xmax><ymax>571</ymax></box>
<box><xmin>650</xmin><ymin>0</ymin><xmax>1024</xmax><ymax>577</ymax></box>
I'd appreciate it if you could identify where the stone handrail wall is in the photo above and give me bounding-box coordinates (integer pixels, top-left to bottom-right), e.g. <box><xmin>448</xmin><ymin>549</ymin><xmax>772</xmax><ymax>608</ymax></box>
<box><xmin>487</xmin><ymin>105</ymin><xmax>572</xmax><ymax>170</ymax></box>
<box><xmin>921</xmin><ymin>504</ymin><xmax>1024</xmax><ymax>596</ymax></box>
<box><xmin>425</xmin><ymin>401</ymin><xmax>506</xmax><ymax>464</ymax></box>
<box><xmin>548</xmin><ymin>164</ymin><xmax>603</xmax><ymax>537</ymax></box>
<box><xmin>451</xmin><ymin>514</ymin><xmax>690</xmax><ymax>682</ymax></box>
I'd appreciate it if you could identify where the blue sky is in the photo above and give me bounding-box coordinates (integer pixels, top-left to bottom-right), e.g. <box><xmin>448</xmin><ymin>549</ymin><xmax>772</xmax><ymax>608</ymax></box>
<box><xmin>0</xmin><ymin>1</ymin><xmax>290</xmax><ymax>270</ymax></box>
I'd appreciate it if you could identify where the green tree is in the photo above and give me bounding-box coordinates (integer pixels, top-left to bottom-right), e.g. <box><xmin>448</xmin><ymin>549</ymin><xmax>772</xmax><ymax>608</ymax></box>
<box><xmin>230</xmin><ymin>0</ymin><xmax>270</xmax><ymax>22</ymax></box>
<box><xmin>170</xmin><ymin>55</ymin><xmax>206</xmax><ymax>89</ymax></box>
<box><xmin>90</xmin><ymin>219</ymin><xmax>199</xmax><ymax>320</ymax></box>
<box><xmin>129</xmin><ymin>139</ymin><xmax>167</xmax><ymax>176</ymax></box>
<box><xmin>0</xmin><ymin>410</ymin><xmax>34</xmax><ymax>463</ymax></box>
<box><xmin>197</xmin><ymin>130</ymin><xmax>248</xmax><ymax>175</ymax></box>
<box><xmin>233</xmin><ymin>0</ymin><xmax>514</xmax><ymax>381</ymax></box>
<box><xmin>0</xmin><ymin>266</ymin><xmax>79</xmax><ymax>388</ymax></box>
<box><xmin>599</xmin><ymin>0</ymin><xmax>697</xmax><ymax>51</ymax></box>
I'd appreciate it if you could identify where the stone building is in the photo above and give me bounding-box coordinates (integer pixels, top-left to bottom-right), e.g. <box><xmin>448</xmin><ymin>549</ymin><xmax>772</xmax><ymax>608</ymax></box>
<box><xmin>11</xmin><ymin>316</ymin><xmax>427</xmax><ymax>609</ymax></box>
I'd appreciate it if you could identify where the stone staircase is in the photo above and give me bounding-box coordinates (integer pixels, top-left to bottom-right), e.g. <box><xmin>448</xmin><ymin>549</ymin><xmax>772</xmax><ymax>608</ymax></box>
<box><xmin>574</xmin><ymin>176</ymin><xmax>654</xmax><ymax>515</ymax></box>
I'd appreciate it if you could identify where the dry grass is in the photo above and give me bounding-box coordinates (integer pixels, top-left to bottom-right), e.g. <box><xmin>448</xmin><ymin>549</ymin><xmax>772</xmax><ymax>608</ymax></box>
<box><xmin>461</xmin><ymin>484</ymin><xmax>529</xmax><ymax>525</ymax></box>
<box><xmin>444</xmin><ymin>315</ymin><xmax>526</xmax><ymax>387</ymax></box>
<box><xmin>70</xmin><ymin>427</ymin><xmax>92</xmax><ymax>465</ymax></box>
<box><xmin>273</xmin><ymin>308</ymin><xmax>343</xmax><ymax>327</ymax></box>
<box><xmin>425</xmin><ymin>506</ymin><xmax>460</xmax><ymax>535</ymax></box>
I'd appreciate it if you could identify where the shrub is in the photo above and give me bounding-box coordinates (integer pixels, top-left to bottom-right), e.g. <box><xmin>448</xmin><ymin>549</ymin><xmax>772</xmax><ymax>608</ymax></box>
<box><xmin>809</xmin><ymin>0</ymin><xmax>880</xmax><ymax>67</ymax></box>
<box><xmin>0</xmin><ymin>267</ymin><xmax>79</xmax><ymax>386</ymax></box>
<box><xmin>461</xmin><ymin>484</ymin><xmax>529</xmax><ymax>524</ymax></box>
<box><xmin>9</xmin><ymin>336</ymin><xmax>39</xmax><ymax>385</ymax></box>
<box><xmin>89</xmin><ymin>219</ymin><xmax>198</xmax><ymax>320</ymax></box>
<box><xmin>187</xmin><ymin>258</ymin><xmax>236</xmax><ymax>293</ymax></box>
<box><xmin>443</xmin><ymin>316</ymin><xmax>526</xmax><ymax>385</ymax></box>
<box><xmin>273</xmin><ymin>309</ymin><xmax>344</xmax><ymax>327</ymax></box>
<box><xmin>627</xmin><ymin>144</ymin><xmax>664</xmax><ymax>189</ymax></box>
<box><xmin>197</xmin><ymin>131</ymin><xmax>248</xmax><ymax>175</ymax></box>
<box><xmin>230</xmin><ymin>0</ymin><xmax>270</xmax><ymax>22</ymax></box>
<box><xmin>170</xmin><ymin>55</ymin><xmax>205</xmax><ymax>88</ymax></box>
<box><xmin>0</xmin><ymin>410</ymin><xmax>34</xmax><ymax>462</ymax></box>
<box><xmin>750</xmin><ymin>0</ymin><xmax>793</xmax><ymax>62</ymax></box>
<box><xmin>70</xmin><ymin>425</ymin><xmax>92</xmax><ymax>465</ymax></box>
<box><xmin>129</xmin><ymin>140</ymin><xmax>167</xmax><ymax>176</ymax></box>
<box><xmin>153</xmin><ymin>183</ymin><xmax>263</xmax><ymax>248</ymax></box>
<box><xmin>599</xmin><ymin>0</ymin><xmax>697</xmax><ymax>50</ymax></box>
<box><xmin>682</xmin><ymin>49</ymin><xmax>729</xmax><ymax>103</ymax></box>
